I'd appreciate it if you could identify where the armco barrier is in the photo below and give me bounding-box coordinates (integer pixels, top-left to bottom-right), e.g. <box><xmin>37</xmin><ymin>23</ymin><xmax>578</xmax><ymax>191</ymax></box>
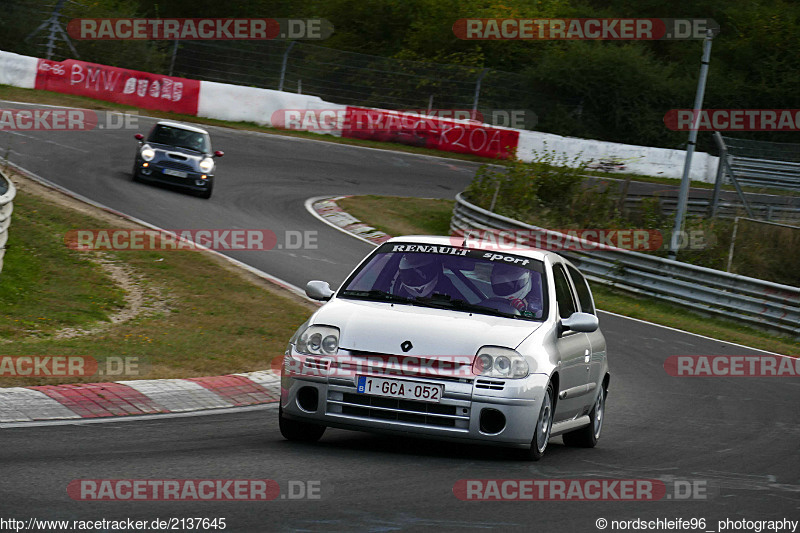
<box><xmin>0</xmin><ymin>170</ymin><xmax>16</xmax><ymax>276</ymax></box>
<box><xmin>450</xmin><ymin>193</ymin><xmax>800</xmax><ymax>338</ymax></box>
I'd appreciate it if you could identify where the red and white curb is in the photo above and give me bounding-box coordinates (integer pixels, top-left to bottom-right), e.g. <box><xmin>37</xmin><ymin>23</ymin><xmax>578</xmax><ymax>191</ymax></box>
<box><xmin>0</xmin><ymin>370</ymin><xmax>280</xmax><ymax>423</ymax></box>
<box><xmin>307</xmin><ymin>196</ymin><xmax>392</xmax><ymax>246</ymax></box>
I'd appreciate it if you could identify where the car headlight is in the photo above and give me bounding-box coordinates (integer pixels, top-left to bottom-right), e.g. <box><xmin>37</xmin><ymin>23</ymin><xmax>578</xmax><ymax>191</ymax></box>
<box><xmin>473</xmin><ymin>346</ymin><xmax>528</xmax><ymax>379</ymax></box>
<box><xmin>140</xmin><ymin>145</ymin><xmax>155</xmax><ymax>161</ymax></box>
<box><xmin>294</xmin><ymin>324</ymin><xmax>339</xmax><ymax>356</ymax></box>
<box><xmin>199</xmin><ymin>157</ymin><xmax>214</xmax><ymax>173</ymax></box>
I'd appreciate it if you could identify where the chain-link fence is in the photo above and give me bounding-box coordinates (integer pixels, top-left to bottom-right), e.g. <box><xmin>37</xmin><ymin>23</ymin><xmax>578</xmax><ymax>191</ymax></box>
<box><xmin>169</xmin><ymin>40</ymin><xmax>579</xmax><ymax>130</ymax></box>
<box><xmin>722</xmin><ymin>136</ymin><xmax>800</xmax><ymax>163</ymax></box>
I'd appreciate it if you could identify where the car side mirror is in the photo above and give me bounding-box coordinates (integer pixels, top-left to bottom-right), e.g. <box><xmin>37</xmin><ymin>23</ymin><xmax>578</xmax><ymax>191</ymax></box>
<box><xmin>134</xmin><ymin>133</ymin><xmax>144</xmax><ymax>141</ymax></box>
<box><xmin>305</xmin><ymin>280</ymin><xmax>334</xmax><ymax>301</ymax></box>
<box><xmin>560</xmin><ymin>312</ymin><xmax>599</xmax><ymax>334</ymax></box>
<box><xmin>214</xmin><ymin>150</ymin><xmax>224</xmax><ymax>158</ymax></box>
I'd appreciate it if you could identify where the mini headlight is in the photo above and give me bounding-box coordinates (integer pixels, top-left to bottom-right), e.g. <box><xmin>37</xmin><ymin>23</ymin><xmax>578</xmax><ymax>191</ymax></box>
<box><xmin>140</xmin><ymin>145</ymin><xmax>155</xmax><ymax>161</ymax></box>
<box><xmin>199</xmin><ymin>157</ymin><xmax>214</xmax><ymax>172</ymax></box>
<box><xmin>295</xmin><ymin>325</ymin><xmax>340</xmax><ymax>356</ymax></box>
<box><xmin>472</xmin><ymin>346</ymin><xmax>528</xmax><ymax>379</ymax></box>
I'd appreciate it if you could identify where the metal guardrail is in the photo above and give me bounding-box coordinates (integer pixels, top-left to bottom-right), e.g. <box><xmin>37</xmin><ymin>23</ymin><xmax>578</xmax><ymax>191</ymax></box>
<box><xmin>728</xmin><ymin>156</ymin><xmax>800</xmax><ymax>191</ymax></box>
<box><xmin>451</xmin><ymin>193</ymin><xmax>800</xmax><ymax>338</ymax></box>
<box><xmin>720</xmin><ymin>135</ymin><xmax>800</xmax><ymax>192</ymax></box>
<box><xmin>622</xmin><ymin>194</ymin><xmax>800</xmax><ymax>223</ymax></box>
<box><xmin>0</xmin><ymin>169</ymin><xmax>16</xmax><ymax>276</ymax></box>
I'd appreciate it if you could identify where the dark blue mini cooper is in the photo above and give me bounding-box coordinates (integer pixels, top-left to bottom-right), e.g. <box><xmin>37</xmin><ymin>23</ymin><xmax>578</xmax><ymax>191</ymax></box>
<box><xmin>133</xmin><ymin>121</ymin><xmax>223</xmax><ymax>199</ymax></box>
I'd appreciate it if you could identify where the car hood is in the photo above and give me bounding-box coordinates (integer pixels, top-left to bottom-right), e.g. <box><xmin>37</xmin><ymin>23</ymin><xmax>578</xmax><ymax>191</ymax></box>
<box><xmin>312</xmin><ymin>298</ymin><xmax>540</xmax><ymax>356</ymax></box>
<box><xmin>148</xmin><ymin>143</ymin><xmax>208</xmax><ymax>160</ymax></box>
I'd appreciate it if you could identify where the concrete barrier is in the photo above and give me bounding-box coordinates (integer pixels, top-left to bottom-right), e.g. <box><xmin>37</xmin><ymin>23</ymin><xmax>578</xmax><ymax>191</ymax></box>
<box><xmin>516</xmin><ymin>129</ymin><xmax>718</xmax><ymax>183</ymax></box>
<box><xmin>0</xmin><ymin>170</ymin><xmax>16</xmax><ymax>276</ymax></box>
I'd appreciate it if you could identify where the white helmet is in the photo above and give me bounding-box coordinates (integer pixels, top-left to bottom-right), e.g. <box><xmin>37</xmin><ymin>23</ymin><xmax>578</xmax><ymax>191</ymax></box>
<box><xmin>491</xmin><ymin>264</ymin><xmax>532</xmax><ymax>301</ymax></box>
<box><xmin>398</xmin><ymin>254</ymin><xmax>440</xmax><ymax>298</ymax></box>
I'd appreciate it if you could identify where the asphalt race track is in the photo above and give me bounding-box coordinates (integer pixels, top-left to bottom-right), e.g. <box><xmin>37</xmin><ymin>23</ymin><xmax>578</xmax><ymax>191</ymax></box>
<box><xmin>1</xmin><ymin>102</ymin><xmax>797</xmax><ymax>531</ymax></box>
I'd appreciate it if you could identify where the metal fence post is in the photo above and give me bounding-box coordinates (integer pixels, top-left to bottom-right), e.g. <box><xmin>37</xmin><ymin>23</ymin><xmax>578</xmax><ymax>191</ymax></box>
<box><xmin>472</xmin><ymin>69</ymin><xmax>488</xmax><ymax>120</ymax></box>
<box><xmin>278</xmin><ymin>41</ymin><xmax>296</xmax><ymax>92</ymax></box>
<box><xmin>669</xmin><ymin>30</ymin><xmax>714</xmax><ymax>261</ymax></box>
<box><xmin>168</xmin><ymin>40</ymin><xmax>179</xmax><ymax>77</ymax></box>
<box><xmin>710</xmin><ymin>132</ymin><xmax>727</xmax><ymax>217</ymax></box>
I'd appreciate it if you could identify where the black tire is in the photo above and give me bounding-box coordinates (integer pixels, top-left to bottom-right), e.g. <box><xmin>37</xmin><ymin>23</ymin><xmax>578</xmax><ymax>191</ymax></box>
<box><xmin>279</xmin><ymin>404</ymin><xmax>326</xmax><ymax>442</ymax></box>
<box><xmin>131</xmin><ymin>163</ymin><xmax>140</xmax><ymax>182</ymax></box>
<box><xmin>563</xmin><ymin>387</ymin><xmax>606</xmax><ymax>448</ymax></box>
<box><xmin>525</xmin><ymin>382</ymin><xmax>555</xmax><ymax>461</ymax></box>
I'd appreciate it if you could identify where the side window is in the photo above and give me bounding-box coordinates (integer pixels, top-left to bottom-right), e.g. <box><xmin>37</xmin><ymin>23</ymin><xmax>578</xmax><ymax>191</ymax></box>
<box><xmin>552</xmin><ymin>264</ymin><xmax>577</xmax><ymax>319</ymax></box>
<box><xmin>567</xmin><ymin>265</ymin><xmax>595</xmax><ymax>315</ymax></box>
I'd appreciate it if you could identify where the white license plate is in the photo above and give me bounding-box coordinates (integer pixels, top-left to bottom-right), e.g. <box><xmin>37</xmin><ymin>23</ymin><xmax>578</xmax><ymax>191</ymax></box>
<box><xmin>163</xmin><ymin>168</ymin><xmax>188</xmax><ymax>178</ymax></box>
<box><xmin>356</xmin><ymin>375</ymin><xmax>442</xmax><ymax>403</ymax></box>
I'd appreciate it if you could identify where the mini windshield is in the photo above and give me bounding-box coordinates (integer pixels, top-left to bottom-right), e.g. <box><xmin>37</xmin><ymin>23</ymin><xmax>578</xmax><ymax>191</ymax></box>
<box><xmin>339</xmin><ymin>242</ymin><xmax>548</xmax><ymax>321</ymax></box>
<box><xmin>148</xmin><ymin>125</ymin><xmax>211</xmax><ymax>153</ymax></box>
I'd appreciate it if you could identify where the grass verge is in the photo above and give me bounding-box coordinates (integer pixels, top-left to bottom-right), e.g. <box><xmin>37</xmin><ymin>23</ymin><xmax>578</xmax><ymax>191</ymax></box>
<box><xmin>0</xmin><ymin>171</ymin><xmax>316</xmax><ymax>387</ymax></box>
<box><xmin>334</xmin><ymin>195</ymin><xmax>800</xmax><ymax>356</ymax></box>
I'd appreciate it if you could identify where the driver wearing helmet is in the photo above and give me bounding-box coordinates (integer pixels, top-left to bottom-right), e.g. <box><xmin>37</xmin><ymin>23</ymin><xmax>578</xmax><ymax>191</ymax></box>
<box><xmin>490</xmin><ymin>264</ymin><xmax>542</xmax><ymax>316</ymax></box>
<box><xmin>393</xmin><ymin>253</ymin><xmax>459</xmax><ymax>299</ymax></box>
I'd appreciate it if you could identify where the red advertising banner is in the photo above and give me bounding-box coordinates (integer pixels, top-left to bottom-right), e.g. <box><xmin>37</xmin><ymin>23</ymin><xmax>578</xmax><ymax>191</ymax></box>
<box><xmin>341</xmin><ymin>107</ymin><xmax>519</xmax><ymax>159</ymax></box>
<box><xmin>35</xmin><ymin>58</ymin><xmax>199</xmax><ymax>115</ymax></box>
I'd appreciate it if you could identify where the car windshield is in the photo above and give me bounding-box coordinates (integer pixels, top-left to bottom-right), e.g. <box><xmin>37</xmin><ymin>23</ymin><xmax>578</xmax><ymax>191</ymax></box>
<box><xmin>339</xmin><ymin>242</ymin><xmax>548</xmax><ymax>321</ymax></box>
<box><xmin>148</xmin><ymin>125</ymin><xmax>210</xmax><ymax>153</ymax></box>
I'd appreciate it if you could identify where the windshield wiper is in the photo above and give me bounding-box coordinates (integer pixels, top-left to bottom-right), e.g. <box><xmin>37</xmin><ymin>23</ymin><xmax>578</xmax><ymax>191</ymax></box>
<box><xmin>339</xmin><ymin>289</ymin><xmax>411</xmax><ymax>304</ymax></box>
<box><xmin>413</xmin><ymin>295</ymin><xmax>526</xmax><ymax>319</ymax></box>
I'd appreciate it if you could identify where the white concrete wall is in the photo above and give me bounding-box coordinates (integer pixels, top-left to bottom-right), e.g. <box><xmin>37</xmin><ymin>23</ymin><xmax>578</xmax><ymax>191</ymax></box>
<box><xmin>0</xmin><ymin>50</ymin><xmax>38</xmax><ymax>89</ymax></box>
<box><xmin>516</xmin><ymin>129</ymin><xmax>719</xmax><ymax>183</ymax></box>
<box><xmin>197</xmin><ymin>80</ymin><xmax>346</xmax><ymax>135</ymax></box>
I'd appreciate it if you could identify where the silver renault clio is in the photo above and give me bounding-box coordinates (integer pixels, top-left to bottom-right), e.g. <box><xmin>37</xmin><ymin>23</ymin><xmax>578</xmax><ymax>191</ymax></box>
<box><xmin>279</xmin><ymin>235</ymin><xmax>609</xmax><ymax>460</ymax></box>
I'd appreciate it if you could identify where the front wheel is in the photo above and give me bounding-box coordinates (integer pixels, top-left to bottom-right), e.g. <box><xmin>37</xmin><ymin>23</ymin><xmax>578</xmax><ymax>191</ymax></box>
<box><xmin>279</xmin><ymin>404</ymin><xmax>326</xmax><ymax>442</ymax></box>
<box><xmin>525</xmin><ymin>382</ymin><xmax>554</xmax><ymax>461</ymax></box>
<box><xmin>563</xmin><ymin>387</ymin><xmax>605</xmax><ymax>448</ymax></box>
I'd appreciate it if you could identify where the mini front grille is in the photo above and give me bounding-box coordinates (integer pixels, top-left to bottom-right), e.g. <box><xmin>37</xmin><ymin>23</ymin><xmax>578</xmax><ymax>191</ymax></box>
<box><xmin>167</xmin><ymin>153</ymin><xmax>188</xmax><ymax>161</ymax></box>
<box><xmin>158</xmin><ymin>160</ymin><xmax>194</xmax><ymax>172</ymax></box>
<box><xmin>475</xmin><ymin>379</ymin><xmax>505</xmax><ymax>391</ymax></box>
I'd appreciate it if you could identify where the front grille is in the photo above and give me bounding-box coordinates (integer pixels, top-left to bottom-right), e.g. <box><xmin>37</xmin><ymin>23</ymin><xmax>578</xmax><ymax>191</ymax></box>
<box><xmin>327</xmin><ymin>387</ymin><xmax>470</xmax><ymax>430</ymax></box>
<box><xmin>304</xmin><ymin>357</ymin><xmax>330</xmax><ymax>371</ymax></box>
<box><xmin>157</xmin><ymin>160</ymin><xmax>194</xmax><ymax>172</ymax></box>
<box><xmin>342</xmin><ymin>350</ymin><xmax>473</xmax><ymax>383</ymax></box>
<box><xmin>475</xmin><ymin>379</ymin><xmax>505</xmax><ymax>391</ymax></box>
